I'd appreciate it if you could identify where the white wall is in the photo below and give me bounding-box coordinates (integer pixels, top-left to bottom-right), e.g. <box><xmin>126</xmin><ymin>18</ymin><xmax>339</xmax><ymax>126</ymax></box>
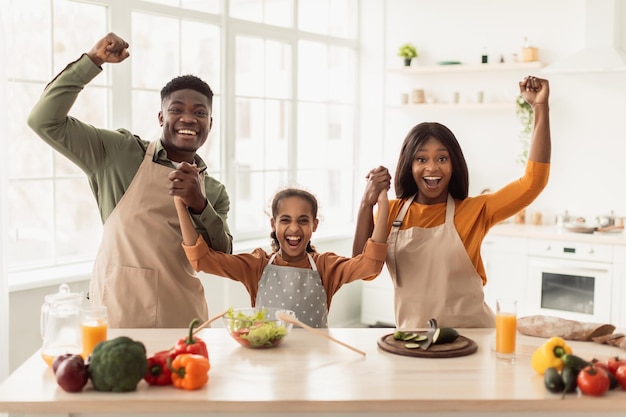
<box><xmin>380</xmin><ymin>0</ymin><xmax>626</xmax><ymax>222</ymax></box>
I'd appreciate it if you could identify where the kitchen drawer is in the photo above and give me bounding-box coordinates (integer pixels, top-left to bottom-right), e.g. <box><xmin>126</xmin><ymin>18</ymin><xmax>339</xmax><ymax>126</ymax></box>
<box><xmin>528</xmin><ymin>239</ymin><xmax>613</xmax><ymax>263</ymax></box>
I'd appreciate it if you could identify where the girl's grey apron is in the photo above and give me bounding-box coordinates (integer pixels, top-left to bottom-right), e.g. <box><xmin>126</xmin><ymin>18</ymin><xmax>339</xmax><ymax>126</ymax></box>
<box><xmin>90</xmin><ymin>141</ymin><xmax>208</xmax><ymax>328</ymax></box>
<box><xmin>256</xmin><ymin>252</ymin><xmax>328</xmax><ymax>328</ymax></box>
<box><xmin>387</xmin><ymin>194</ymin><xmax>495</xmax><ymax>329</ymax></box>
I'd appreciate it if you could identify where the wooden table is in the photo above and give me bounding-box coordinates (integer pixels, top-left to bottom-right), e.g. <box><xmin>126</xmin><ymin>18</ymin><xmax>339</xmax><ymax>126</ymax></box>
<box><xmin>1</xmin><ymin>328</ymin><xmax>625</xmax><ymax>416</ymax></box>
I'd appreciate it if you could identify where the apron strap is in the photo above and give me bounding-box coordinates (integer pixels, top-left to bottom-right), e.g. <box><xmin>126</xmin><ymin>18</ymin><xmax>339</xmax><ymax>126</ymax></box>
<box><xmin>392</xmin><ymin>195</ymin><xmax>416</xmax><ymax>228</ymax></box>
<box><xmin>271</xmin><ymin>252</ymin><xmax>318</xmax><ymax>271</ymax></box>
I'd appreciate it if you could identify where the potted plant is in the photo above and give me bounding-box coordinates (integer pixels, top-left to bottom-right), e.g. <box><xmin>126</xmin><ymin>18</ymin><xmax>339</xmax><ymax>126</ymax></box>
<box><xmin>515</xmin><ymin>94</ymin><xmax>533</xmax><ymax>166</ymax></box>
<box><xmin>397</xmin><ymin>43</ymin><xmax>418</xmax><ymax>67</ymax></box>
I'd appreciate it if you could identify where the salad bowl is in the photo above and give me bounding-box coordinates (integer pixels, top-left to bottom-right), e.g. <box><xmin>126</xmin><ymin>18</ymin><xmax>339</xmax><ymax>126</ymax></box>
<box><xmin>223</xmin><ymin>307</ymin><xmax>295</xmax><ymax>349</ymax></box>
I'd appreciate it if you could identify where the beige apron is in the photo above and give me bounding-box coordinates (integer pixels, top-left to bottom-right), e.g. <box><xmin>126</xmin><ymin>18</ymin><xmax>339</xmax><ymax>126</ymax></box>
<box><xmin>89</xmin><ymin>141</ymin><xmax>208</xmax><ymax>328</ymax></box>
<box><xmin>387</xmin><ymin>194</ymin><xmax>495</xmax><ymax>329</ymax></box>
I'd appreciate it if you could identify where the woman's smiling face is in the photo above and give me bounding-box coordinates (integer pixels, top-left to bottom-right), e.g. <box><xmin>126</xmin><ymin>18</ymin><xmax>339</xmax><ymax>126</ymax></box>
<box><xmin>270</xmin><ymin>196</ymin><xmax>319</xmax><ymax>262</ymax></box>
<box><xmin>412</xmin><ymin>136</ymin><xmax>452</xmax><ymax>204</ymax></box>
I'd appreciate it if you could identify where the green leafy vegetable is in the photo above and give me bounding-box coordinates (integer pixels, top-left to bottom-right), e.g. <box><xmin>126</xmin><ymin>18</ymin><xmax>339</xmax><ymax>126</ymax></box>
<box><xmin>225</xmin><ymin>307</ymin><xmax>288</xmax><ymax>348</ymax></box>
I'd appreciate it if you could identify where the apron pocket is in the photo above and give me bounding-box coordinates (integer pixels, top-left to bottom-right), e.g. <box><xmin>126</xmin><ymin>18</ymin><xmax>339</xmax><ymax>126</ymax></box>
<box><xmin>102</xmin><ymin>264</ymin><xmax>158</xmax><ymax>328</ymax></box>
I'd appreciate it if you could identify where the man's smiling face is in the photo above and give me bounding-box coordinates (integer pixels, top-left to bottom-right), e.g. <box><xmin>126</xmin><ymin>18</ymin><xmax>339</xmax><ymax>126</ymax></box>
<box><xmin>158</xmin><ymin>88</ymin><xmax>212</xmax><ymax>161</ymax></box>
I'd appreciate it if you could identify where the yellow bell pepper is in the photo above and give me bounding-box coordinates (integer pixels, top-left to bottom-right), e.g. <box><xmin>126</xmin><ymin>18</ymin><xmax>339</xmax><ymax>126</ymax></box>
<box><xmin>531</xmin><ymin>336</ymin><xmax>572</xmax><ymax>375</ymax></box>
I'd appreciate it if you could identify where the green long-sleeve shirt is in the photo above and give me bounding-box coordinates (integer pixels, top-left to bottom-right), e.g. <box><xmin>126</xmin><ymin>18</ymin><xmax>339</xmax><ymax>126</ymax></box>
<box><xmin>27</xmin><ymin>54</ymin><xmax>233</xmax><ymax>253</ymax></box>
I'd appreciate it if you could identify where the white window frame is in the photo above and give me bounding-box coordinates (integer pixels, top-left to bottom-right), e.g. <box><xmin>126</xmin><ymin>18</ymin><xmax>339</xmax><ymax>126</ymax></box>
<box><xmin>2</xmin><ymin>0</ymin><xmax>361</xmax><ymax>292</ymax></box>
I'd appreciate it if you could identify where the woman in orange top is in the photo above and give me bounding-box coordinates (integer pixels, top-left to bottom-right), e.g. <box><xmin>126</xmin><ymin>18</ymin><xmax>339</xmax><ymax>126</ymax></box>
<box><xmin>352</xmin><ymin>75</ymin><xmax>551</xmax><ymax>329</ymax></box>
<box><xmin>175</xmin><ymin>187</ymin><xmax>389</xmax><ymax>328</ymax></box>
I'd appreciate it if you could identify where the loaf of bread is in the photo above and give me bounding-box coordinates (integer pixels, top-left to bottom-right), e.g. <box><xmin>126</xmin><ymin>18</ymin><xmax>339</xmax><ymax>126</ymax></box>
<box><xmin>517</xmin><ymin>315</ymin><xmax>615</xmax><ymax>341</ymax></box>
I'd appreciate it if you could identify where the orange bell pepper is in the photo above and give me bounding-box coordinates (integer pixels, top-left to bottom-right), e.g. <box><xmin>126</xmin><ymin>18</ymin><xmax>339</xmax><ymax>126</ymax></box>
<box><xmin>169</xmin><ymin>353</ymin><xmax>210</xmax><ymax>390</ymax></box>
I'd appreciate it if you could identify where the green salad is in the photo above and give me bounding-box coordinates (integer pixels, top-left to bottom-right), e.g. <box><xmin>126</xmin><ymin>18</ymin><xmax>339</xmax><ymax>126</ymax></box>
<box><xmin>225</xmin><ymin>308</ymin><xmax>288</xmax><ymax>348</ymax></box>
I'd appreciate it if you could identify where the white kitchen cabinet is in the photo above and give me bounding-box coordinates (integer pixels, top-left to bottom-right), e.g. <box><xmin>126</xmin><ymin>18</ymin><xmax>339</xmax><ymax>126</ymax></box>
<box><xmin>481</xmin><ymin>234</ymin><xmax>529</xmax><ymax>315</ymax></box>
<box><xmin>612</xmin><ymin>246</ymin><xmax>626</xmax><ymax>330</ymax></box>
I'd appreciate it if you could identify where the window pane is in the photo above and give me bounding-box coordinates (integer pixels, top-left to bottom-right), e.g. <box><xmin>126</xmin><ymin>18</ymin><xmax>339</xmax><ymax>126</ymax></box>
<box><xmin>230</xmin><ymin>0</ymin><xmax>262</xmax><ymax>22</ymax></box>
<box><xmin>236</xmin><ymin>37</ymin><xmax>265</xmax><ymax>97</ymax></box>
<box><xmin>197</xmin><ymin>96</ymin><xmax>223</xmax><ymax>175</ymax></box>
<box><xmin>56</xmin><ymin>179</ymin><xmax>102</xmax><ymax>262</ymax></box>
<box><xmin>265</xmin><ymin>40</ymin><xmax>291</xmax><ymax>99</ymax></box>
<box><xmin>181</xmin><ymin>22</ymin><xmax>221</xmax><ymax>93</ymax></box>
<box><xmin>297</xmin><ymin>102</ymin><xmax>327</xmax><ymax>169</ymax></box>
<box><xmin>132</xmin><ymin>13</ymin><xmax>180</xmax><ymax>89</ymax></box>
<box><xmin>181</xmin><ymin>0</ymin><xmax>220</xmax><ymax>13</ymax></box>
<box><xmin>234</xmin><ymin>170</ymin><xmax>287</xmax><ymax>236</ymax></box>
<box><xmin>265</xmin><ymin>0</ymin><xmax>293</xmax><ymax>28</ymax></box>
<box><xmin>298</xmin><ymin>0</ymin><xmax>329</xmax><ymax>34</ymax></box>
<box><xmin>7</xmin><ymin>180</ymin><xmax>54</xmax><ymax>269</ymax></box>
<box><xmin>329</xmin><ymin>0</ymin><xmax>357</xmax><ymax>38</ymax></box>
<box><xmin>132</xmin><ymin>90</ymin><xmax>162</xmax><ymax>143</ymax></box>
<box><xmin>3</xmin><ymin>0</ymin><xmax>52</xmax><ymax>80</ymax></box>
<box><xmin>329</xmin><ymin>46</ymin><xmax>355</xmax><ymax>103</ymax></box>
<box><xmin>297</xmin><ymin>168</ymin><xmax>352</xmax><ymax>225</ymax></box>
<box><xmin>53</xmin><ymin>0</ymin><xmax>107</xmax><ymax>77</ymax></box>
<box><xmin>298</xmin><ymin>41</ymin><xmax>329</xmax><ymax>101</ymax></box>
<box><xmin>9</xmin><ymin>83</ymin><xmax>53</xmax><ymax>179</ymax></box>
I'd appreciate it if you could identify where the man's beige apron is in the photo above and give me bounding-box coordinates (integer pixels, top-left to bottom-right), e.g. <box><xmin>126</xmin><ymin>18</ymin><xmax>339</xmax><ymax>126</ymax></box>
<box><xmin>89</xmin><ymin>141</ymin><xmax>208</xmax><ymax>328</ymax></box>
<box><xmin>387</xmin><ymin>194</ymin><xmax>495</xmax><ymax>329</ymax></box>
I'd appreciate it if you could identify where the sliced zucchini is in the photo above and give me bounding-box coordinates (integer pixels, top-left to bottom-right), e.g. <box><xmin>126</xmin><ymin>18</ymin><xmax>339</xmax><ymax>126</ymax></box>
<box><xmin>402</xmin><ymin>333</ymin><xmax>418</xmax><ymax>341</ymax></box>
<box><xmin>432</xmin><ymin>327</ymin><xmax>459</xmax><ymax>344</ymax></box>
<box><xmin>404</xmin><ymin>343</ymin><xmax>422</xmax><ymax>349</ymax></box>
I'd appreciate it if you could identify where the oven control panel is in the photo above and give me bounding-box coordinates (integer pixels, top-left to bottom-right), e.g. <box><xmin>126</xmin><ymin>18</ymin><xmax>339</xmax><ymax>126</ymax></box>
<box><xmin>528</xmin><ymin>239</ymin><xmax>613</xmax><ymax>263</ymax></box>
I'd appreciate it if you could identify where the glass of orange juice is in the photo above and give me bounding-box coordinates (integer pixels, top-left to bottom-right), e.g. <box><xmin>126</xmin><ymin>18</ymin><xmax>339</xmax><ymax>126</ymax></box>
<box><xmin>81</xmin><ymin>305</ymin><xmax>108</xmax><ymax>359</ymax></box>
<box><xmin>495</xmin><ymin>298</ymin><xmax>517</xmax><ymax>362</ymax></box>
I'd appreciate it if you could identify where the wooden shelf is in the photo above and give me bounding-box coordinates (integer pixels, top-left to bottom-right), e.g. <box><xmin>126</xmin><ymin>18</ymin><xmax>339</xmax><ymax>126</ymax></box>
<box><xmin>388</xmin><ymin>61</ymin><xmax>544</xmax><ymax>74</ymax></box>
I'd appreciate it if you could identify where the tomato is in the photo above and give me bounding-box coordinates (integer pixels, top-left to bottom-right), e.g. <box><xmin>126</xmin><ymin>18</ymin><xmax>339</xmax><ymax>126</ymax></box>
<box><xmin>607</xmin><ymin>356</ymin><xmax>626</xmax><ymax>375</ymax></box>
<box><xmin>577</xmin><ymin>364</ymin><xmax>610</xmax><ymax>396</ymax></box>
<box><xmin>616</xmin><ymin>365</ymin><xmax>626</xmax><ymax>389</ymax></box>
<box><xmin>591</xmin><ymin>359</ymin><xmax>619</xmax><ymax>390</ymax></box>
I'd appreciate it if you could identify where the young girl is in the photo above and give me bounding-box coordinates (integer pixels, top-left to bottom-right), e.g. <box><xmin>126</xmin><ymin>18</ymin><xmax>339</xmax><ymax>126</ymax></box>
<box><xmin>352</xmin><ymin>75</ymin><xmax>551</xmax><ymax>329</ymax></box>
<box><xmin>175</xmin><ymin>187</ymin><xmax>389</xmax><ymax>328</ymax></box>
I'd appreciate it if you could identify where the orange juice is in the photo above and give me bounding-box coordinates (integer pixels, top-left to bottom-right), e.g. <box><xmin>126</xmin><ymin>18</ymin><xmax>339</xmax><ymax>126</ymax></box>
<box><xmin>496</xmin><ymin>313</ymin><xmax>517</xmax><ymax>354</ymax></box>
<box><xmin>82</xmin><ymin>320</ymin><xmax>108</xmax><ymax>358</ymax></box>
<box><xmin>41</xmin><ymin>353</ymin><xmax>55</xmax><ymax>367</ymax></box>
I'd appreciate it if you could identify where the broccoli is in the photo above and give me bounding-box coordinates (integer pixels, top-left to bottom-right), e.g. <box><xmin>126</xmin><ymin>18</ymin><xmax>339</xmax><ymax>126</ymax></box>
<box><xmin>88</xmin><ymin>336</ymin><xmax>148</xmax><ymax>392</ymax></box>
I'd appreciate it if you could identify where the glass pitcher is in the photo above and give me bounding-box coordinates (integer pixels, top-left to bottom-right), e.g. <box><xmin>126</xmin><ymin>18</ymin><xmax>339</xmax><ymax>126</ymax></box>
<box><xmin>40</xmin><ymin>283</ymin><xmax>83</xmax><ymax>366</ymax></box>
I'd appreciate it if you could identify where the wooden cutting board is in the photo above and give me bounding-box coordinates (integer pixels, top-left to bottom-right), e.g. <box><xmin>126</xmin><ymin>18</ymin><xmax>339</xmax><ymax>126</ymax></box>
<box><xmin>377</xmin><ymin>332</ymin><xmax>478</xmax><ymax>358</ymax></box>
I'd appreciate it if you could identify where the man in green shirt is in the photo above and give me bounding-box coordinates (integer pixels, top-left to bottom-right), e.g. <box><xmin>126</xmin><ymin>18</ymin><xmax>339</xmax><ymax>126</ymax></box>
<box><xmin>27</xmin><ymin>32</ymin><xmax>232</xmax><ymax>328</ymax></box>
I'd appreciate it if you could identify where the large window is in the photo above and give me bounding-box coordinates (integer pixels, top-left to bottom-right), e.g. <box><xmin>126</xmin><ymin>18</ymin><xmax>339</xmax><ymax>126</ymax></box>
<box><xmin>2</xmin><ymin>0</ymin><xmax>358</xmax><ymax>282</ymax></box>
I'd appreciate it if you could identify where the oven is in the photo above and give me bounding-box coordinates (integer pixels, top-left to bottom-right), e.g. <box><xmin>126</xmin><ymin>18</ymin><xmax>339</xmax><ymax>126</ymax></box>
<box><xmin>526</xmin><ymin>239</ymin><xmax>613</xmax><ymax>323</ymax></box>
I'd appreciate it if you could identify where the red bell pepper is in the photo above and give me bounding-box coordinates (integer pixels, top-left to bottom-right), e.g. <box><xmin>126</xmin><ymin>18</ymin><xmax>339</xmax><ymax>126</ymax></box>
<box><xmin>144</xmin><ymin>350</ymin><xmax>173</xmax><ymax>386</ymax></box>
<box><xmin>172</xmin><ymin>318</ymin><xmax>209</xmax><ymax>359</ymax></box>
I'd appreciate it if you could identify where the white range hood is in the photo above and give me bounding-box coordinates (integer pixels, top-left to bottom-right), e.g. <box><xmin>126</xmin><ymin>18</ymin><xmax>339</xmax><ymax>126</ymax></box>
<box><xmin>544</xmin><ymin>0</ymin><xmax>626</xmax><ymax>73</ymax></box>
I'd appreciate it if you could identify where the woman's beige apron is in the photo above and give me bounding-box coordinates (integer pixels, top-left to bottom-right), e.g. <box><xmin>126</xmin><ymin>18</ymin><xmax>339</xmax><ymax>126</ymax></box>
<box><xmin>257</xmin><ymin>253</ymin><xmax>328</xmax><ymax>328</ymax></box>
<box><xmin>89</xmin><ymin>141</ymin><xmax>208</xmax><ymax>328</ymax></box>
<box><xmin>387</xmin><ymin>194</ymin><xmax>495</xmax><ymax>329</ymax></box>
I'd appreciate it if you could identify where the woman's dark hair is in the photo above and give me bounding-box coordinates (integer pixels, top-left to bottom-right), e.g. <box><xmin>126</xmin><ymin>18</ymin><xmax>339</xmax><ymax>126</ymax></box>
<box><xmin>394</xmin><ymin>122</ymin><xmax>469</xmax><ymax>200</ymax></box>
<box><xmin>160</xmin><ymin>75</ymin><xmax>213</xmax><ymax>107</ymax></box>
<box><xmin>269</xmin><ymin>188</ymin><xmax>318</xmax><ymax>253</ymax></box>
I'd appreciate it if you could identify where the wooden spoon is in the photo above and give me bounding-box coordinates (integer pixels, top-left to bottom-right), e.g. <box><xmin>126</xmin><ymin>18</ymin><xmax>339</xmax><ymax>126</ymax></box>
<box><xmin>277</xmin><ymin>312</ymin><xmax>366</xmax><ymax>356</ymax></box>
<box><xmin>193</xmin><ymin>309</ymin><xmax>229</xmax><ymax>335</ymax></box>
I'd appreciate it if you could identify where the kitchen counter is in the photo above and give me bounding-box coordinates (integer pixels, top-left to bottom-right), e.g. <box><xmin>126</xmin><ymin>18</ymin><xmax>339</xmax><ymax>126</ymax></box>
<box><xmin>1</xmin><ymin>328</ymin><xmax>625</xmax><ymax>416</ymax></box>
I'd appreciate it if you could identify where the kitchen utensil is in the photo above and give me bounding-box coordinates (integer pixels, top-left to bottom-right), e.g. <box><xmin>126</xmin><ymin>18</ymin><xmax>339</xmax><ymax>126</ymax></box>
<box><xmin>277</xmin><ymin>312</ymin><xmax>366</xmax><ymax>356</ymax></box>
<box><xmin>193</xmin><ymin>309</ymin><xmax>228</xmax><ymax>335</ymax></box>
<box><xmin>564</xmin><ymin>223</ymin><xmax>597</xmax><ymax>233</ymax></box>
<box><xmin>40</xmin><ymin>284</ymin><xmax>83</xmax><ymax>366</ymax></box>
<box><xmin>377</xmin><ymin>333</ymin><xmax>477</xmax><ymax>358</ymax></box>
<box><xmin>420</xmin><ymin>318</ymin><xmax>438</xmax><ymax>350</ymax></box>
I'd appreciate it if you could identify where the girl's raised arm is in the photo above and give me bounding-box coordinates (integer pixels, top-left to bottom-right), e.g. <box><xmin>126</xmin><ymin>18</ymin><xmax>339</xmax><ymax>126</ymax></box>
<box><xmin>175</xmin><ymin>196</ymin><xmax>200</xmax><ymax>246</ymax></box>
